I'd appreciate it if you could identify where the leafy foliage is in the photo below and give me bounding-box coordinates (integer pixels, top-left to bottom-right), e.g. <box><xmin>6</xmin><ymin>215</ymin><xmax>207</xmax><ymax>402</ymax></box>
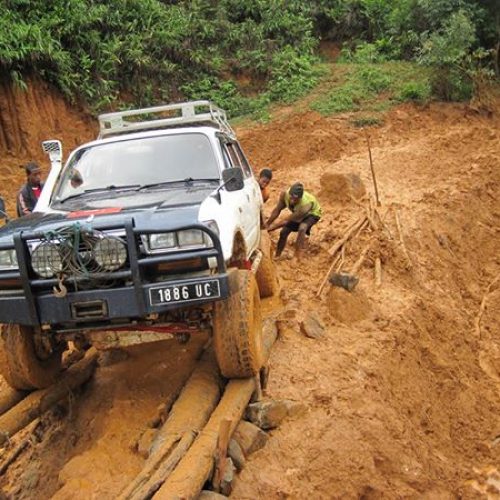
<box><xmin>418</xmin><ymin>10</ymin><xmax>477</xmax><ymax>100</ymax></box>
<box><xmin>0</xmin><ymin>0</ymin><xmax>497</xmax><ymax>115</ymax></box>
<box><xmin>311</xmin><ymin>61</ymin><xmax>432</xmax><ymax>115</ymax></box>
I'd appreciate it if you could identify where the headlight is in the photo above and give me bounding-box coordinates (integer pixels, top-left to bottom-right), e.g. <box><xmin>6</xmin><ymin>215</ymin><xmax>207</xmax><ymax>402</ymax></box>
<box><xmin>177</xmin><ymin>229</ymin><xmax>205</xmax><ymax>247</ymax></box>
<box><xmin>94</xmin><ymin>237</ymin><xmax>127</xmax><ymax>271</ymax></box>
<box><xmin>0</xmin><ymin>249</ymin><xmax>18</xmax><ymax>269</ymax></box>
<box><xmin>31</xmin><ymin>242</ymin><xmax>62</xmax><ymax>278</ymax></box>
<box><xmin>148</xmin><ymin>232</ymin><xmax>176</xmax><ymax>251</ymax></box>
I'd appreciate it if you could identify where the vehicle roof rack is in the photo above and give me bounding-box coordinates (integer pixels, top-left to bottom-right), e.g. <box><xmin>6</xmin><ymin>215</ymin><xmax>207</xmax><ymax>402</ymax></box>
<box><xmin>98</xmin><ymin>100</ymin><xmax>236</xmax><ymax>139</ymax></box>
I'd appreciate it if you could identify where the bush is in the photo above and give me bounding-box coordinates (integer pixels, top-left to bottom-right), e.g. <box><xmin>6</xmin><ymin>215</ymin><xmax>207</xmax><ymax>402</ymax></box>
<box><xmin>356</xmin><ymin>66</ymin><xmax>391</xmax><ymax>92</ymax></box>
<box><xmin>418</xmin><ymin>10</ymin><xmax>477</xmax><ymax>101</ymax></box>
<box><xmin>311</xmin><ymin>83</ymin><xmax>362</xmax><ymax>114</ymax></box>
<box><xmin>397</xmin><ymin>81</ymin><xmax>431</xmax><ymax>102</ymax></box>
<box><xmin>351</xmin><ymin>116</ymin><xmax>383</xmax><ymax>127</ymax></box>
<box><xmin>267</xmin><ymin>48</ymin><xmax>324</xmax><ymax>103</ymax></box>
<box><xmin>340</xmin><ymin>42</ymin><xmax>388</xmax><ymax>64</ymax></box>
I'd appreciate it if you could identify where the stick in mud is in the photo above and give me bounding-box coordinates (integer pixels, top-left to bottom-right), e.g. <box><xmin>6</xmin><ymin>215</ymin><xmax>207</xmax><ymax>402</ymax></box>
<box><xmin>375</xmin><ymin>257</ymin><xmax>382</xmax><ymax>288</ymax></box>
<box><xmin>365</xmin><ymin>131</ymin><xmax>381</xmax><ymax>207</ymax></box>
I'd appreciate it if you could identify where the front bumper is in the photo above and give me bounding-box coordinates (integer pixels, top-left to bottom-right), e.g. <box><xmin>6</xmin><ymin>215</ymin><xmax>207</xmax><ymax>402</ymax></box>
<box><xmin>0</xmin><ymin>220</ymin><xmax>229</xmax><ymax>329</ymax></box>
<box><xmin>0</xmin><ymin>274</ymin><xmax>229</xmax><ymax>327</ymax></box>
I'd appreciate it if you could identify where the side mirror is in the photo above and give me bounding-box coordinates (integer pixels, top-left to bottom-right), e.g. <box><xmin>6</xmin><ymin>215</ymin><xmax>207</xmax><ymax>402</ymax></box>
<box><xmin>222</xmin><ymin>167</ymin><xmax>244</xmax><ymax>192</ymax></box>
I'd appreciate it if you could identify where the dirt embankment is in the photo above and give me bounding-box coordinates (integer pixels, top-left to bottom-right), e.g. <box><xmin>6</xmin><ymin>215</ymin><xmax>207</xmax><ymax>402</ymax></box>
<box><xmin>235</xmin><ymin>102</ymin><xmax>500</xmax><ymax>498</ymax></box>
<box><xmin>0</xmin><ymin>79</ymin><xmax>498</xmax><ymax>498</ymax></box>
<box><xmin>0</xmin><ymin>77</ymin><xmax>96</xmax><ymax>215</ymax></box>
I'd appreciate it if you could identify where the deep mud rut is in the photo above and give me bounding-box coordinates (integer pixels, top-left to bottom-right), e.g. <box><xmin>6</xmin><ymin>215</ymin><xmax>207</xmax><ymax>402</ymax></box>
<box><xmin>0</xmin><ymin>83</ymin><xmax>499</xmax><ymax>498</ymax></box>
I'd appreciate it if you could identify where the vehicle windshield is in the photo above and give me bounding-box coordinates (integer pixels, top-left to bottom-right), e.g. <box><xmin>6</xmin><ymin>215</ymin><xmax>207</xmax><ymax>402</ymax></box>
<box><xmin>52</xmin><ymin>133</ymin><xmax>220</xmax><ymax>202</ymax></box>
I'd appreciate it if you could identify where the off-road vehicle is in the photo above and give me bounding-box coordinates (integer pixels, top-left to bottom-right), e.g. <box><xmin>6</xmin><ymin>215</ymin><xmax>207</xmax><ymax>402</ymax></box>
<box><xmin>0</xmin><ymin>101</ymin><xmax>277</xmax><ymax>390</ymax></box>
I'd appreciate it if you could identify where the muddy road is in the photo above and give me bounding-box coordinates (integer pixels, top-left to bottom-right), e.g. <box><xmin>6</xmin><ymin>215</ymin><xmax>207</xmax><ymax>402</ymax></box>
<box><xmin>0</xmin><ymin>82</ymin><xmax>499</xmax><ymax>498</ymax></box>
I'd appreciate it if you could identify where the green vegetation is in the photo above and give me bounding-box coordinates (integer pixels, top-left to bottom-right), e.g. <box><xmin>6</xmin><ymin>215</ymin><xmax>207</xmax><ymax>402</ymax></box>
<box><xmin>311</xmin><ymin>61</ymin><xmax>432</xmax><ymax>115</ymax></box>
<box><xmin>0</xmin><ymin>1</ymin><xmax>498</xmax><ymax>116</ymax></box>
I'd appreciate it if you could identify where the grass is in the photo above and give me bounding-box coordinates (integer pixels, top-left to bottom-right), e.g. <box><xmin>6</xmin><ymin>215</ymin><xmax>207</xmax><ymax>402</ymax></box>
<box><xmin>310</xmin><ymin>61</ymin><xmax>432</xmax><ymax>117</ymax></box>
<box><xmin>232</xmin><ymin>60</ymin><xmax>433</xmax><ymax>128</ymax></box>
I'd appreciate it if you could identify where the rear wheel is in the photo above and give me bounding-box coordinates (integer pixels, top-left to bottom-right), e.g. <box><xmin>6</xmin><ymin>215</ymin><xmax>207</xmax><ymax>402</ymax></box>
<box><xmin>255</xmin><ymin>231</ymin><xmax>279</xmax><ymax>298</ymax></box>
<box><xmin>0</xmin><ymin>324</ymin><xmax>63</xmax><ymax>390</ymax></box>
<box><xmin>213</xmin><ymin>269</ymin><xmax>263</xmax><ymax>378</ymax></box>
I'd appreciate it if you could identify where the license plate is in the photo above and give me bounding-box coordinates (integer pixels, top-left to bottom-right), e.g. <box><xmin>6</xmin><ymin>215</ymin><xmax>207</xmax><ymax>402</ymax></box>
<box><xmin>149</xmin><ymin>280</ymin><xmax>221</xmax><ymax>306</ymax></box>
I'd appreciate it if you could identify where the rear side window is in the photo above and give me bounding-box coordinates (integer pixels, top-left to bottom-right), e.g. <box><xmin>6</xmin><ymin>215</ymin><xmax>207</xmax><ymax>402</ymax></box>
<box><xmin>221</xmin><ymin>141</ymin><xmax>252</xmax><ymax>178</ymax></box>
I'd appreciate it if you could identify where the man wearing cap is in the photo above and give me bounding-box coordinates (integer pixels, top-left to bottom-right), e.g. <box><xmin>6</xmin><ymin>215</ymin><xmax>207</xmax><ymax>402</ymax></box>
<box><xmin>266</xmin><ymin>182</ymin><xmax>322</xmax><ymax>259</ymax></box>
<box><xmin>16</xmin><ymin>161</ymin><xmax>44</xmax><ymax>217</ymax></box>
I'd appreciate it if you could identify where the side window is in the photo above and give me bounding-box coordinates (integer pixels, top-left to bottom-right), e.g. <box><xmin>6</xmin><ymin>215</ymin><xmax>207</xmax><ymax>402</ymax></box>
<box><xmin>233</xmin><ymin>142</ymin><xmax>252</xmax><ymax>178</ymax></box>
<box><xmin>225</xmin><ymin>143</ymin><xmax>241</xmax><ymax>169</ymax></box>
<box><xmin>220</xmin><ymin>142</ymin><xmax>233</xmax><ymax>169</ymax></box>
<box><xmin>220</xmin><ymin>139</ymin><xmax>252</xmax><ymax>179</ymax></box>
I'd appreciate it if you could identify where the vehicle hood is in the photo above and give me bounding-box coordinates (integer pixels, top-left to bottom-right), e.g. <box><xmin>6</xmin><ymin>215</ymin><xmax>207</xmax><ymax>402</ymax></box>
<box><xmin>0</xmin><ymin>186</ymin><xmax>216</xmax><ymax>243</ymax></box>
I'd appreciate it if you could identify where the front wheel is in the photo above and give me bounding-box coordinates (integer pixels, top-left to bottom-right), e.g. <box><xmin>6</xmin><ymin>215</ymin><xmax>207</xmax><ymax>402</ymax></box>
<box><xmin>213</xmin><ymin>269</ymin><xmax>263</xmax><ymax>378</ymax></box>
<box><xmin>0</xmin><ymin>324</ymin><xmax>63</xmax><ymax>390</ymax></box>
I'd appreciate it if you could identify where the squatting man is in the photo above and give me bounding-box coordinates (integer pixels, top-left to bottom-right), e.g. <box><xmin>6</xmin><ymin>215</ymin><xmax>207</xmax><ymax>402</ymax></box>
<box><xmin>265</xmin><ymin>182</ymin><xmax>322</xmax><ymax>259</ymax></box>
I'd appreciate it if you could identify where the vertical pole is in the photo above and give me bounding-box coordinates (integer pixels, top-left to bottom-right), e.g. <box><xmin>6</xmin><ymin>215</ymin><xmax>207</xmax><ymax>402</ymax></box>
<box><xmin>365</xmin><ymin>132</ymin><xmax>381</xmax><ymax>207</ymax></box>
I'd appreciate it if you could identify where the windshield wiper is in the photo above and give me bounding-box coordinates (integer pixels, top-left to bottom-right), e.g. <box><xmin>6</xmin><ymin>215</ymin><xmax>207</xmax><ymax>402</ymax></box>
<box><xmin>56</xmin><ymin>184</ymin><xmax>141</xmax><ymax>203</ymax></box>
<box><xmin>138</xmin><ymin>178</ymin><xmax>219</xmax><ymax>191</ymax></box>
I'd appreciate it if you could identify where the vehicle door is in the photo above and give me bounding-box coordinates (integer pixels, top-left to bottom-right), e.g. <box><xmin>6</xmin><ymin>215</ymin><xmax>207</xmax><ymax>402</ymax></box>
<box><xmin>220</xmin><ymin>140</ymin><xmax>259</xmax><ymax>254</ymax></box>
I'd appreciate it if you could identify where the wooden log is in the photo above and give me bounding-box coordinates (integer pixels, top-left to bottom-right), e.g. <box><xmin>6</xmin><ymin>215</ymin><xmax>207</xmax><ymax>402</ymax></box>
<box><xmin>153</xmin><ymin>324</ymin><xmax>278</xmax><ymax>500</ymax></box>
<box><xmin>328</xmin><ymin>215</ymin><xmax>368</xmax><ymax>256</ymax></box>
<box><xmin>318</xmin><ymin>217</ymin><xmax>369</xmax><ymax>296</ymax></box>
<box><xmin>375</xmin><ymin>257</ymin><xmax>382</xmax><ymax>288</ymax></box>
<box><xmin>119</xmin><ymin>353</ymin><xmax>222</xmax><ymax>500</ymax></box>
<box><xmin>0</xmin><ymin>418</ymin><xmax>40</xmax><ymax>475</ymax></box>
<box><xmin>153</xmin><ymin>378</ymin><xmax>255</xmax><ymax>500</ymax></box>
<box><xmin>0</xmin><ymin>386</ymin><xmax>27</xmax><ymax>417</ymax></box>
<box><xmin>123</xmin><ymin>323</ymin><xmax>277</xmax><ymax>500</ymax></box>
<box><xmin>349</xmin><ymin>240</ymin><xmax>372</xmax><ymax>277</ymax></box>
<box><xmin>0</xmin><ymin>348</ymin><xmax>98</xmax><ymax>447</ymax></box>
<box><xmin>212</xmin><ymin>419</ymin><xmax>232</xmax><ymax>492</ymax></box>
<box><xmin>316</xmin><ymin>254</ymin><xmax>341</xmax><ymax>297</ymax></box>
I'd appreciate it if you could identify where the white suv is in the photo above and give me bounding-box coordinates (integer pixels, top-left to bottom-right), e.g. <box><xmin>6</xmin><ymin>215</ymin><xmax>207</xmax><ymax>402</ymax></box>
<box><xmin>0</xmin><ymin>101</ymin><xmax>277</xmax><ymax>390</ymax></box>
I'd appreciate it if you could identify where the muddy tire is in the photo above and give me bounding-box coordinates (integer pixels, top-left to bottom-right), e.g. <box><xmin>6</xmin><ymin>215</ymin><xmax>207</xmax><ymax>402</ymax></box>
<box><xmin>256</xmin><ymin>252</ymin><xmax>279</xmax><ymax>298</ymax></box>
<box><xmin>213</xmin><ymin>269</ymin><xmax>264</xmax><ymax>378</ymax></box>
<box><xmin>256</xmin><ymin>231</ymin><xmax>279</xmax><ymax>298</ymax></box>
<box><xmin>0</xmin><ymin>324</ymin><xmax>63</xmax><ymax>390</ymax></box>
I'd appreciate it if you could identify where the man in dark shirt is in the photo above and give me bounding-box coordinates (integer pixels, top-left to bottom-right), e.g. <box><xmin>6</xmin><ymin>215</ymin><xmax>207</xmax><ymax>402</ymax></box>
<box><xmin>258</xmin><ymin>168</ymin><xmax>273</xmax><ymax>203</ymax></box>
<box><xmin>17</xmin><ymin>161</ymin><xmax>44</xmax><ymax>217</ymax></box>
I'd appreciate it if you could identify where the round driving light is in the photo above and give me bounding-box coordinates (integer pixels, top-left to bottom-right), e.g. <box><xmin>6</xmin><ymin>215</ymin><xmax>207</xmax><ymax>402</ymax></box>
<box><xmin>31</xmin><ymin>242</ymin><xmax>63</xmax><ymax>278</ymax></box>
<box><xmin>94</xmin><ymin>237</ymin><xmax>127</xmax><ymax>271</ymax></box>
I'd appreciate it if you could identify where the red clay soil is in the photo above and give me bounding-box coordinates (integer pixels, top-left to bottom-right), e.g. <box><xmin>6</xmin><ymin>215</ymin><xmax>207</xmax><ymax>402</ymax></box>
<box><xmin>0</xmin><ymin>80</ymin><xmax>499</xmax><ymax>498</ymax></box>
<box><xmin>234</xmin><ymin>102</ymin><xmax>500</xmax><ymax>498</ymax></box>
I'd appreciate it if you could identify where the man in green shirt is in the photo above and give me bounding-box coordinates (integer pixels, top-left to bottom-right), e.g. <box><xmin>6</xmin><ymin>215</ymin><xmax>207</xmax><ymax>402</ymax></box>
<box><xmin>266</xmin><ymin>182</ymin><xmax>322</xmax><ymax>259</ymax></box>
